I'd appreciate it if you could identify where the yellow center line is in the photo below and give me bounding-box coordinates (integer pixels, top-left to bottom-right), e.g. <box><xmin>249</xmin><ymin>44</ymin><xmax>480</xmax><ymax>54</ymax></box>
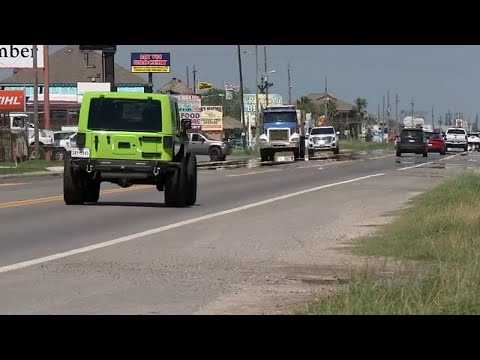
<box><xmin>226</xmin><ymin>168</ymin><xmax>283</xmax><ymax>177</ymax></box>
<box><xmin>0</xmin><ymin>182</ymin><xmax>30</xmax><ymax>187</ymax></box>
<box><xmin>0</xmin><ymin>185</ymin><xmax>153</xmax><ymax>209</ymax></box>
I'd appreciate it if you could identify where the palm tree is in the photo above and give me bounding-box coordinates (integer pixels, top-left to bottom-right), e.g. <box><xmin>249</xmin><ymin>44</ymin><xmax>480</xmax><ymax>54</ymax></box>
<box><xmin>296</xmin><ymin>96</ymin><xmax>319</xmax><ymax>115</ymax></box>
<box><xmin>326</xmin><ymin>99</ymin><xmax>338</xmax><ymax>119</ymax></box>
<box><xmin>354</xmin><ymin>97</ymin><xmax>368</xmax><ymax>120</ymax></box>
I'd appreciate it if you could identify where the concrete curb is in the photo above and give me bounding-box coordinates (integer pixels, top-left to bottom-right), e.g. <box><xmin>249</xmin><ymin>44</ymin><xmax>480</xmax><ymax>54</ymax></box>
<box><xmin>0</xmin><ymin>171</ymin><xmax>63</xmax><ymax>180</ymax></box>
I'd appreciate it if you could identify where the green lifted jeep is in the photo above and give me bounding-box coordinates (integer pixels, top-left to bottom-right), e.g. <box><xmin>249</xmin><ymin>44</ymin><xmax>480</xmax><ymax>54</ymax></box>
<box><xmin>63</xmin><ymin>91</ymin><xmax>197</xmax><ymax>207</ymax></box>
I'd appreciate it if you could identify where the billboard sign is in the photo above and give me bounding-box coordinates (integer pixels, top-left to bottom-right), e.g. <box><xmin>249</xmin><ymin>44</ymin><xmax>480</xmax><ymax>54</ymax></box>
<box><xmin>0</xmin><ymin>45</ymin><xmax>45</xmax><ymax>69</ymax></box>
<box><xmin>174</xmin><ymin>95</ymin><xmax>202</xmax><ymax>130</ymax></box>
<box><xmin>131</xmin><ymin>52</ymin><xmax>170</xmax><ymax>73</ymax></box>
<box><xmin>201</xmin><ymin>106</ymin><xmax>223</xmax><ymax>131</ymax></box>
<box><xmin>243</xmin><ymin>94</ymin><xmax>283</xmax><ymax>113</ymax></box>
<box><xmin>0</xmin><ymin>90</ymin><xmax>25</xmax><ymax>112</ymax></box>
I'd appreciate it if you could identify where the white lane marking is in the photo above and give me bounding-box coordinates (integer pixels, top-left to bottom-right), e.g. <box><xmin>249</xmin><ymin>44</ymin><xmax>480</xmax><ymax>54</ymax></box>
<box><xmin>0</xmin><ymin>173</ymin><xmax>385</xmax><ymax>274</ymax></box>
<box><xmin>398</xmin><ymin>162</ymin><xmax>434</xmax><ymax>171</ymax></box>
<box><xmin>398</xmin><ymin>153</ymin><xmax>461</xmax><ymax>171</ymax></box>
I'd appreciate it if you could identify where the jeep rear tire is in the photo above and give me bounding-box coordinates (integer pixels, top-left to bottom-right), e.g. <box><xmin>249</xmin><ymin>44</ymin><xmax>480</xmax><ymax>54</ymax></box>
<box><xmin>209</xmin><ymin>146</ymin><xmax>222</xmax><ymax>162</ymax></box>
<box><xmin>63</xmin><ymin>152</ymin><xmax>84</xmax><ymax>205</ymax></box>
<box><xmin>84</xmin><ymin>181</ymin><xmax>100</xmax><ymax>203</ymax></box>
<box><xmin>186</xmin><ymin>153</ymin><xmax>197</xmax><ymax>206</ymax></box>
<box><xmin>164</xmin><ymin>156</ymin><xmax>188</xmax><ymax>207</ymax></box>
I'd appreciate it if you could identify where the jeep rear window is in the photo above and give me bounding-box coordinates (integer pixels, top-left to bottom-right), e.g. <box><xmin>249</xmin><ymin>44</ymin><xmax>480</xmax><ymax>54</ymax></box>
<box><xmin>87</xmin><ymin>98</ymin><xmax>162</xmax><ymax>132</ymax></box>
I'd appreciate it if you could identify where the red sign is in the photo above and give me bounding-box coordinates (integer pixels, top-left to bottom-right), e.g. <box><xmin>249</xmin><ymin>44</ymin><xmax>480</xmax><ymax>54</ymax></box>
<box><xmin>0</xmin><ymin>90</ymin><xmax>25</xmax><ymax>111</ymax></box>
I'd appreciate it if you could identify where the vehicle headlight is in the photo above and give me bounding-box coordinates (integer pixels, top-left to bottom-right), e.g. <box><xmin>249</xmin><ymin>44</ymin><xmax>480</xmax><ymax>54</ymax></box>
<box><xmin>290</xmin><ymin>133</ymin><xmax>300</xmax><ymax>142</ymax></box>
<box><xmin>259</xmin><ymin>134</ymin><xmax>268</xmax><ymax>143</ymax></box>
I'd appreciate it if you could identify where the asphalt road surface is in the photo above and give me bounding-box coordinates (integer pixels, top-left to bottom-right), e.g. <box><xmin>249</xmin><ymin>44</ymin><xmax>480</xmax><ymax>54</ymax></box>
<box><xmin>0</xmin><ymin>150</ymin><xmax>477</xmax><ymax>314</ymax></box>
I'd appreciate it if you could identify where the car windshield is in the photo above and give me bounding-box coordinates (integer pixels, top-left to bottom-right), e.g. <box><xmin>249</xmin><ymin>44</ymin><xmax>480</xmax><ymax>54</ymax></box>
<box><xmin>87</xmin><ymin>98</ymin><xmax>162</xmax><ymax>132</ymax></box>
<box><xmin>401</xmin><ymin>130</ymin><xmax>423</xmax><ymax>137</ymax></box>
<box><xmin>310</xmin><ymin>127</ymin><xmax>335</xmax><ymax>135</ymax></box>
<box><xmin>426</xmin><ymin>132</ymin><xmax>441</xmax><ymax>139</ymax></box>
<box><xmin>447</xmin><ymin>129</ymin><xmax>466</xmax><ymax>134</ymax></box>
<box><xmin>54</xmin><ymin>132</ymin><xmax>73</xmax><ymax>141</ymax></box>
<box><xmin>264</xmin><ymin>112</ymin><xmax>296</xmax><ymax>123</ymax></box>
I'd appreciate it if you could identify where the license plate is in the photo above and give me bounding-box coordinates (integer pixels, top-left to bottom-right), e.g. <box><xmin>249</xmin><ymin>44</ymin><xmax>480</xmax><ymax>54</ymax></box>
<box><xmin>71</xmin><ymin>148</ymin><xmax>90</xmax><ymax>158</ymax></box>
<box><xmin>409</xmin><ymin>139</ymin><xmax>415</xmax><ymax>142</ymax></box>
<box><xmin>319</xmin><ymin>140</ymin><xmax>325</xmax><ymax>145</ymax></box>
<box><xmin>428</xmin><ymin>144</ymin><xmax>432</xmax><ymax>146</ymax></box>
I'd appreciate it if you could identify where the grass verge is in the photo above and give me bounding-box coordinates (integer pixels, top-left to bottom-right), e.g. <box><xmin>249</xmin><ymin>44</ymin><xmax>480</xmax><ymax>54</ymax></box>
<box><xmin>340</xmin><ymin>140</ymin><xmax>395</xmax><ymax>152</ymax></box>
<box><xmin>231</xmin><ymin>148</ymin><xmax>260</xmax><ymax>158</ymax></box>
<box><xmin>299</xmin><ymin>172</ymin><xmax>480</xmax><ymax>314</ymax></box>
<box><xmin>0</xmin><ymin>160</ymin><xmax>63</xmax><ymax>175</ymax></box>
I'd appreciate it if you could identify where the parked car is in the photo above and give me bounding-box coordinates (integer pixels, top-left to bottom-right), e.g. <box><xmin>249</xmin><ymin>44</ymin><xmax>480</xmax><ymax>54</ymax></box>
<box><xmin>187</xmin><ymin>132</ymin><xmax>231</xmax><ymax>161</ymax></box>
<box><xmin>425</xmin><ymin>132</ymin><xmax>446</xmax><ymax>155</ymax></box>
<box><xmin>396</xmin><ymin>128</ymin><xmax>428</xmax><ymax>157</ymax></box>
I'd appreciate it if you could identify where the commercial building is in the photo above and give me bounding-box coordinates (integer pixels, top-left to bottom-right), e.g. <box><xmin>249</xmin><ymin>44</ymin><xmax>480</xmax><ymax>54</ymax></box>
<box><xmin>0</xmin><ymin>45</ymin><xmax>148</xmax><ymax>129</ymax></box>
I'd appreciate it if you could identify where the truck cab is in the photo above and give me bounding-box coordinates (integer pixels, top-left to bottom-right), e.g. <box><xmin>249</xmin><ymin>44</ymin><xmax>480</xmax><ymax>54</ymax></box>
<box><xmin>258</xmin><ymin>105</ymin><xmax>304</xmax><ymax>162</ymax></box>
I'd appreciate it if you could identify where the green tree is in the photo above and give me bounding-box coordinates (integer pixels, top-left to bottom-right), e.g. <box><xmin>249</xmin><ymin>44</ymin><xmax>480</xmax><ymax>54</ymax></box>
<box><xmin>296</xmin><ymin>96</ymin><xmax>320</xmax><ymax>116</ymax></box>
<box><xmin>354</xmin><ymin>97</ymin><xmax>368</xmax><ymax>120</ymax></box>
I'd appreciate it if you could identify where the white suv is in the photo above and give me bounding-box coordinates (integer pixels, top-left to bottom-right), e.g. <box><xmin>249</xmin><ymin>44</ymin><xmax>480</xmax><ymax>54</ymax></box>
<box><xmin>308</xmin><ymin>126</ymin><xmax>340</xmax><ymax>156</ymax></box>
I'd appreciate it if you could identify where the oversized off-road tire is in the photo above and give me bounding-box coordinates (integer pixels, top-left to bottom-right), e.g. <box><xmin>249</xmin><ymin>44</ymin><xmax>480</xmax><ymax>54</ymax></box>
<box><xmin>186</xmin><ymin>153</ymin><xmax>197</xmax><ymax>206</ymax></box>
<box><xmin>333</xmin><ymin>146</ymin><xmax>340</xmax><ymax>155</ymax></box>
<box><xmin>84</xmin><ymin>181</ymin><xmax>100</xmax><ymax>203</ymax></box>
<box><xmin>396</xmin><ymin>150</ymin><xmax>402</xmax><ymax>157</ymax></box>
<box><xmin>164</xmin><ymin>156</ymin><xmax>188</xmax><ymax>208</ymax></box>
<box><xmin>209</xmin><ymin>146</ymin><xmax>222</xmax><ymax>161</ymax></box>
<box><xmin>63</xmin><ymin>152</ymin><xmax>84</xmax><ymax>205</ymax></box>
<box><xmin>260</xmin><ymin>149</ymin><xmax>269</xmax><ymax>162</ymax></box>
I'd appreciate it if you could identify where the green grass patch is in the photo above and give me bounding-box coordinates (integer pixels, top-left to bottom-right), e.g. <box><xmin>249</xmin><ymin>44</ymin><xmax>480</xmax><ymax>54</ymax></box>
<box><xmin>0</xmin><ymin>160</ymin><xmax>63</xmax><ymax>175</ymax></box>
<box><xmin>340</xmin><ymin>140</ymin><xmax>395</xmax><ymax>152</ymax></box>
<box><xmin>231</xmin><ymin>148</ymin><xmax>260</xmax><ymax>158</ymax></box>
<box><xmin>300</xmin><ymin>173</ymin><xmax>480</xmax><ymax>314</ymax></box>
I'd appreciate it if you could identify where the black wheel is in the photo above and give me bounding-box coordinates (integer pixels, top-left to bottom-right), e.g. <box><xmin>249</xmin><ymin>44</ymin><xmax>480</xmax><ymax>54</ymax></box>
<box><xmin>464</xmin><ymin>146</ymin><xmax>468</xmax><ymax>152</ymax></box>
<box><xmin>396</xmin><ymin>150</ymin><xmax>402</xmax><ymax>157</ymax></box>
<box><xmin>260</xmin><ymin>149</ymin><xmax>269</xmax><ymax>162</ymax></box>
<box><xmin>423</xmin><ymin>151</ymin><xmax>428</xmax><ymax>157</ymax></box>
<box><xmin>293</xmin><ymin>149</ymin><xmax>300</xmax><ymax>159</ymax></box>
<box><xmin>333</xmin><ymin>146</ymin><xmax>340</xmax><ymax>155</ymax></box>
<box><xmin>440</xmin><ymin>148</ymin><xmax>446</xmax><ymax>155</ymax></box>
<box><xmin>63</xmin><ymin>152</ymin><xmax>84</xmax><ymax>205</ymax></box>
<box><xmin>308</xmin><ymin>150</ymin><xmax>314</xmax><ymax>158</ymax></box>
<box><xmin>209</xmin><ymin>147</ymin><xmax>222</xmax><ymax>161</ymax></box>
<box><xmin>219</xmin><ymin>155</ymin><xmax>227</xmax><ymax>161</ymax></box>
<box><xmin>164</xmin><ymin>155</ymin><xmax>188</xmax><ymax>207</ymax></box>
<box><xmin>84</xmin><ymin>181</ymin><xmax>100</xmax><ymax>203</ymax></box>
<box><xmin>269</xmin><ymin>152</ymin><xmax>275</xmax><ymax>162</ymax></box>
<box><xmin>186</xmin><ymin>153</ymin><xmax>197</xmax><ymax>206</ymax></box>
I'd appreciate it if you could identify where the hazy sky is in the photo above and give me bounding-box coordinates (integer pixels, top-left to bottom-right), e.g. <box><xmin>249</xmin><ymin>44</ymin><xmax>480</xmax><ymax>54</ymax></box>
<box><xmin>1</xmin><ymin>45</ymin><xmax>479</xmax><ymax>124</ymax></box>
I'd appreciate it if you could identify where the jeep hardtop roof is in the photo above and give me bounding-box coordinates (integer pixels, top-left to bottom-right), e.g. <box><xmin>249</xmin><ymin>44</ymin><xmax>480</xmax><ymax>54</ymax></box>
<box><xmin>81</xmin><ymin>91</ymin><xmax>175</xmax><ymax>101</ymax></box>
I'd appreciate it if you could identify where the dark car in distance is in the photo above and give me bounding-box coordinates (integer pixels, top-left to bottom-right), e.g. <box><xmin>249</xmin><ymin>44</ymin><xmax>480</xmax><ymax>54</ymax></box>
<box><xmin>396</xmin><ymin>128</ymin><xmax>428</xmax><ymax>157</ymax></box>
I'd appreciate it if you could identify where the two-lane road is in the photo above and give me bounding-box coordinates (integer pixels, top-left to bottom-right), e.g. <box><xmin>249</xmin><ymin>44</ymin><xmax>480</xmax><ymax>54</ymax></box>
<box><xmin>0</xmin><ymin>150</ymin><xmax>472</xmax><ymax>314</ymax></box>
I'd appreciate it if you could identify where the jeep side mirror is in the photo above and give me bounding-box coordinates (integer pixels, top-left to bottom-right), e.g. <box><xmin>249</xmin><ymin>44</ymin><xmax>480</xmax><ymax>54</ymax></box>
<box><xmin>181</xmin><ymin>118</ymin><xmax>192</xmax><ymax>132</ymax></box>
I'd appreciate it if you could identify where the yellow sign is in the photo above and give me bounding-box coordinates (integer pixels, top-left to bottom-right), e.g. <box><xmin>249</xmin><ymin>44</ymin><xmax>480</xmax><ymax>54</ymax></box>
<box><xmin>201</xmin><ymin>105</ymin><xmax>223</xmax><ymax>131</ymax></box>
<box><xmin>131</xmin><ymin>66</ymin><xmax>171</xmax><ymax>73</ymax></box>
<box><xmin>197</xmin><ymin>81</ymin><xmax>213</xmax><ymax>91</ymax></box>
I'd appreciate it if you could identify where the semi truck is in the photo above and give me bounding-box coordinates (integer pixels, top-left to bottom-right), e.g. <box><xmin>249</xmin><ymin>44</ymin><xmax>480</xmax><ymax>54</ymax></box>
<box><xmin>258</xmin><ymin>105</ymin><xmax>305</xmax><ymax>162</ymax></box>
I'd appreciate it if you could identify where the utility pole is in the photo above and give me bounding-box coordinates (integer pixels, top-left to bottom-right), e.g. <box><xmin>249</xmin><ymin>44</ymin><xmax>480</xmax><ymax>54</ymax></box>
<box><xmin>186</xmin><ymin>66</ymin><xmax>190</xmax><ymax>88</ymax></box>
<box><xmin>377</xmin><ymin>103</ymin><xmax>380</xmax><ymax>123</ymax></box>
<box><xmin>395</xmin><ymin>93</ymin><xmax>399</xmax><ymax>133</ymax></box>
<box><xmin>432</xmin><ymin>106</ymin><xmax>435</xmax><ymax>130</ymax></box>
<box><xmin>287</xmin><ymin>62</ymin><xmax>292</xmax><ymax>105</ymax></box>
<box><xmin>33</xmin><ymin>45</ymin><xmax>39</xmax><ymax>160</ymax></box>
<box><xmin>237</xmin><ymin>45</ymin><xmax>246</xmax><ymax>150</ymax></box>
<box><xmin>264</xmin><ymin>46</ymin><xmax>269</xmax><ymax>106</ymax></box>
<box><xmin>43</xmin><ymin>45</ymin><xmax>50</xmax><ymax>130</ymax></box>
<box><xmin>411</xmin><ymin>97</ymin><xmax>415</xmax><ymax>119</ymax></box>
<box><xmin>192</xmin><ymin>65</ymin><xmax>198</xmax><ymax>94</ymax></box>
<box><xmin>255</xmin><ymin>45</ymin><xmax>260</xmax><ymax>145</ymax></box>
<box><xmin>387</xmin><ymin>90</ymin><xmax>390</xmax><ymax>136</ymax></box>
<box><xmin>382</xmin><ymin>95</ymin><xmax>385</xmax><ymax>137</ymax></box>
<box><xmin>324</xmin><ymin>76</ymin><xmax>328</xmax><ymax>120</ymax></box>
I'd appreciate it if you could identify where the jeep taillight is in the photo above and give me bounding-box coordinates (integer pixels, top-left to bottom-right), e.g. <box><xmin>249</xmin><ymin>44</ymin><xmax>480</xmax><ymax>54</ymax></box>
<box><xmin>76</xmin><ymin>132</ymin><xmax>86</xmax><ymax>148</ymax></box>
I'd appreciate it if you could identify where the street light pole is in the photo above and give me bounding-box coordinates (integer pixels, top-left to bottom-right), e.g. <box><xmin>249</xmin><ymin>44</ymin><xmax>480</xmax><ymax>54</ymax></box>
<box><xmin>255</xmin><ymin>45</ymin><xmax>260</xmax><ymax>147</ymax></box>
<box><xmin>237</xmin><ymin>45</ymin><xmax>246</xmax><ymax>150</ymax></box>
<box><xmin>33</xmin><ymin>45</ymin><xmax>39</xmax><ymax>160</ymax></box>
